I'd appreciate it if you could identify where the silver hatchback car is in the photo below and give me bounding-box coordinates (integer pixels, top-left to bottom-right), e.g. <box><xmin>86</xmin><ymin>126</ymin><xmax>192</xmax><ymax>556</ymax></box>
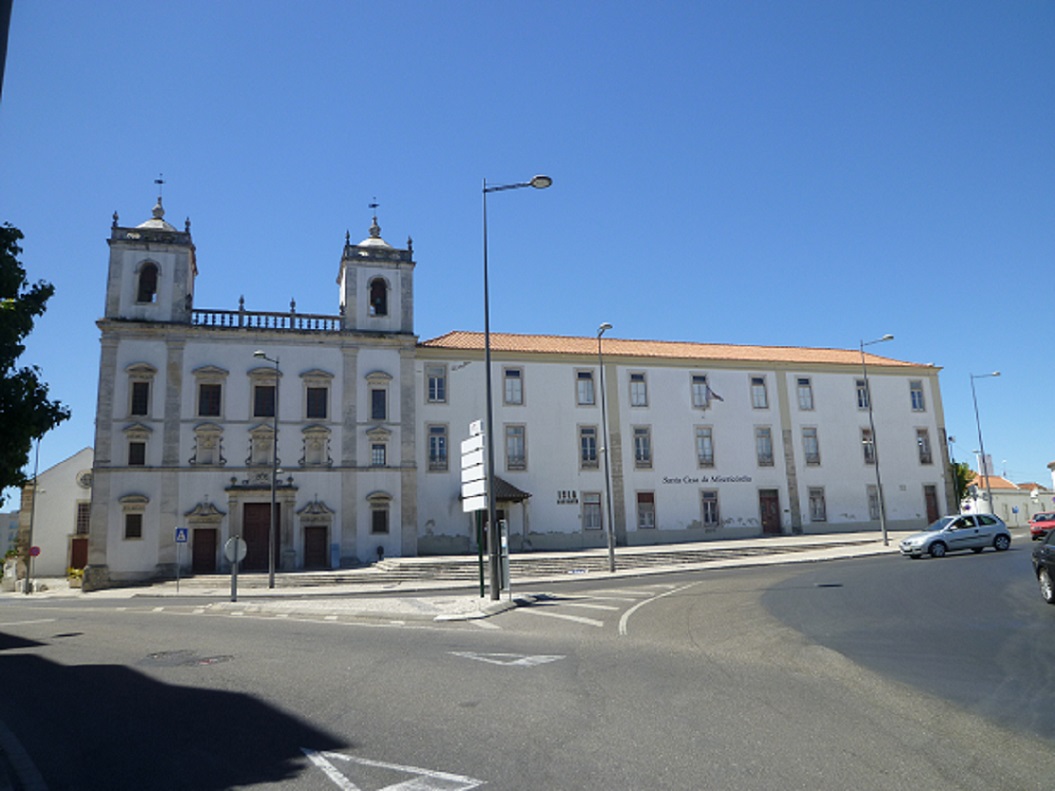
<box><xmin>899</xmin><ymin>514</ymin><xmax>1011</xmax><ymax>558</ymax></box>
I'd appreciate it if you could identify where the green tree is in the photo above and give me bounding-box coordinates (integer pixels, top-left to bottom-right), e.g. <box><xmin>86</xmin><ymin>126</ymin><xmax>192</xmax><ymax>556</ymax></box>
<box><xmin>951</xmin><ymin>461</ymin><xmax>974</xmax><ymax>506</ymax></box>
<box><xmin>0</xmin><ymin>223</ymin><xmax>71</xmax><ymax>507</ymax></box>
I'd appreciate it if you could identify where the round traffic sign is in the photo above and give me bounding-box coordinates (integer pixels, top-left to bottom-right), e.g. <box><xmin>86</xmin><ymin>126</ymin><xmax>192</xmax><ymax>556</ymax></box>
<box><xmin>224</xmin><ymin>537</ymin><xmax>248</xmax><ymax>564</ymax></box>
<box><xmin>29</xmin><ymin>546</ymin><xmax>41</xmax><ymax>557</ymax></box>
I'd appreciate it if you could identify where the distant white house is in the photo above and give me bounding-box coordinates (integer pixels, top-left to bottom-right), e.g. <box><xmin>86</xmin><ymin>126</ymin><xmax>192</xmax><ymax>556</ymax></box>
<box><xmin>965</xmin><ymin>472</ymin><xmax>1055</xmax><ymax>528</ymax></box>
<box><xmin>17</xmin><ymin>447</ymin><xmax>94</xmax><ymax>578</ymax></box>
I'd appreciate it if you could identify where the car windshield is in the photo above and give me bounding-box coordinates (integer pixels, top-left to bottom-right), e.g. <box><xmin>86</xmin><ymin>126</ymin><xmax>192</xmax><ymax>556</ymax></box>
<box><xmin>927</xmin><ymin>516</ymin><xmax>959</xmax><ymax>532</ymax></box>
<box><xmin>1037</xmin><ymin>514</ymin><xmax>1055</xmax><ymax>522</ymax></box>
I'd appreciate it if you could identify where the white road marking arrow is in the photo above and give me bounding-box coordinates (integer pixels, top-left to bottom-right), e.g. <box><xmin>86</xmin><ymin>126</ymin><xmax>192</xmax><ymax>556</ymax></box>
<box><xmin>448</xmin><ymin>650</ymin><xmax>564</xmax><ymax>667</ymax></box>
<box><xmin>302</xmin><ymin>749</ymin><xmax>485</xmax><ymax>790</ymax></box>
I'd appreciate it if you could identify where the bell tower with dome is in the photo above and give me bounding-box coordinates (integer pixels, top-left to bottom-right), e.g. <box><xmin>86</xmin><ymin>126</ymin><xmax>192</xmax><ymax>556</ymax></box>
<box><xmin>337</xmin><ymin>214</ymin><xmax>414</xmax><ymax>334</ymax></box>
<box><xmin>104</xmin><ymin>196</ymin><xmax>197</xmax><ymax>324</ymax></box>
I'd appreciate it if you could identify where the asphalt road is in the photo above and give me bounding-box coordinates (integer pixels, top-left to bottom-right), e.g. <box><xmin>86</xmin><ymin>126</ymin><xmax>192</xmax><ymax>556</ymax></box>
<box><xmin>2</xmin><ymin>545</ymin><xmax>1053</xmax><ymax>790</ymax></box>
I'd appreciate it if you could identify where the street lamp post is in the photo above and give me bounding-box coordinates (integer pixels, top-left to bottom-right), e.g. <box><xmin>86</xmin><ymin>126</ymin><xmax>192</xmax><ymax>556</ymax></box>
<box><xmin>597</xmin><ymin>322</ymin><xmax>616</xmax><ymax>573</ymax></box>
<box><xmin>860</xmin><ymin>334</ymin><xmax>894</xmax><ymax>546</ymax></box>
<box><xmin>482</xmin><ymin>175</ymin><xmax>552</xmax><ymax>600</ymax></box>
<box><xmin>253</xmin><ymin>350</ymin><xmax>280</xmax><ymax>589</ymax></box>
<box><xmin>23</xmin><ymin>437</ymin><xmax>41</xmax><ymax>595</ymax></box>
<box><xmin>970</xmin><ymin>371</ymin><xmax>1000</xmax><ymax>514</ymax></box>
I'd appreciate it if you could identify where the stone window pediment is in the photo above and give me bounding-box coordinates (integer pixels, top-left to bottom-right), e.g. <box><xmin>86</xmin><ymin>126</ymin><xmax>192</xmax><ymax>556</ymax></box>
<box><xmin>193</xmin><ymin>365</ymin><xmax>229</xmax><ymax>380</ymax></box>
<box><xmin>367</xmin><ymin>426</ymin><xmax>391</xmax><ymax>441</ymax></box>
<box><xmin>126</xmin><ymin>363</ymin><xmax>158</xmax><ymax>377</ymax></box>
<box><xmin>123</xmin><ymin>422</ymin><xmax>153</xmax><ymax>441</ymax></box>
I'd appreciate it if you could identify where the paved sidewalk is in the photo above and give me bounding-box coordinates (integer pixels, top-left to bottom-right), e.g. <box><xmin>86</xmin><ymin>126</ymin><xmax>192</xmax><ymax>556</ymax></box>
<box><xmin>3</xmin><ymin>531</ymin><xmax>916</xmax><ymax>622</ymax></box>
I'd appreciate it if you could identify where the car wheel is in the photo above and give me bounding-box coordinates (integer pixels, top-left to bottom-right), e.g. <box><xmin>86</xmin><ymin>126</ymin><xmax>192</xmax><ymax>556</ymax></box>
<box><xmin>993</xmin><ymin>534</ymin><xmax>1011</xmax><ymax>551</ymax></box>
<box><xmin>1039</xmin><ymin>569</ymin><xmax>1055</xmax><ymax>605</ymax></box>
<box><xmin>929</xmin><ymin>542</ymin><xmax>947</xmax><ymax>558</ymax></box>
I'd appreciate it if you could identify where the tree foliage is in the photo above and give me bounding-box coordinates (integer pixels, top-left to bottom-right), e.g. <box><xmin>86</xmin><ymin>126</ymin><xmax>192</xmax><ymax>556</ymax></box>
<box><xmin>951</xmin><ymin>461</ymin><xmax>975</xmax><ymax>506</ymax></box>
<box><xmin>0</xmin><ymin>223</ymin><xmax>71</xmax><ymax>506</ymax></box>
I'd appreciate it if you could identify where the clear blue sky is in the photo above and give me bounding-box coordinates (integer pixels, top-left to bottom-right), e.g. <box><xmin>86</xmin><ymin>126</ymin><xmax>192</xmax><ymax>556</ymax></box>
<box><xmin>2</xmin><ymin>1</ymin><xmax>1052</xmax><ymax>507</ymax></box>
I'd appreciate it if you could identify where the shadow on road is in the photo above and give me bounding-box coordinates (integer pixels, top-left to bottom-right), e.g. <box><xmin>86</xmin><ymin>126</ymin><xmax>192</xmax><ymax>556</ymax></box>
<box><xmin>0</xmin><ymin>641</ymin><xmax>347</xmax><ymax>790</ymax></box>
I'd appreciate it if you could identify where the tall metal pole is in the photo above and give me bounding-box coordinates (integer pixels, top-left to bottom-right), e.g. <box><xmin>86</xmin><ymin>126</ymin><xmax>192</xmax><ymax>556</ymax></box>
<box><xmin>23</xmin><ymin>437</ymin><xmax>40</xmax><ymax>595</ymax></box>
<box><xmin>482</xmin><ymin>180</ymin><xmax>499</xmax><ymax>600</ymax></box>
<box><xmin>269</xmin><ymin>356</ymin><xmax>279</xmax><ymax>588</ymax></box>
<box><xmin>970</xmin><ymin>371</ymin><xmax>1000</xmax><ymax>514</ymax></box>
<box><xmin>482</xmin><ymin>175</ymin><xmax>552</xmax><ymax>600</ymax></box>
<box><xmin>597</xmin><ymin>323</ymin><xmax>616</xmax><ymax>572</ymax></box>
<box><xmin>254</xmin><ymin>350</ymin><xmax>280</xmax><ymax>588</ymax></box>
<box><xmin>860</xmin><ymin>335</ymin><xmax>893</xmax><ymax>546</ymax></box>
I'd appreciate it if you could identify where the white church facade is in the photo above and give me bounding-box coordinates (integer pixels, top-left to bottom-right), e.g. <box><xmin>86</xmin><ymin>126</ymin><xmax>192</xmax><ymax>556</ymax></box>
<box><xmin>86</xmin><ymin>199</ymin><xmax>956</xmax><ymax>588</ymax></box>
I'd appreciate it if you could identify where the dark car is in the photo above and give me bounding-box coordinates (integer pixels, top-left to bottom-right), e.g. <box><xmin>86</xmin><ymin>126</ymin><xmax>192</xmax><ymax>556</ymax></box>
<box><xmin>1032</xmin><ymin>529</ymin><xmax>1055</xmax><ymax>604</ymax></box>
<box><xmin>1029</xmin><ymin>512</ymin><xmax>1055</xmax><ymax>541</ymax></box>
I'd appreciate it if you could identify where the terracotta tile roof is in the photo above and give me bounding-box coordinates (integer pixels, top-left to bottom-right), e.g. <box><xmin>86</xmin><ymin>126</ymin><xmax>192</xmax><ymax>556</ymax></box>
<box><xmin>970</xmin><ymin>475</ymin><xmax>1020</xmax><ymax>490</ymax></box>
<box><xmin>420</xmin><ymin>330</ymin><xmax>932</xmax><ymax>368</ymax></box>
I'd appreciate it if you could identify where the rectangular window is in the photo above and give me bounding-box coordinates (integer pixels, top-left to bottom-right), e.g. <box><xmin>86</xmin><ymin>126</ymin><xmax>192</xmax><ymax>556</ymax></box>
<box><xmin>701</xmin><ymin>490</ymin><xmax>720</xmax><ymax>528</ymax></box>
<box><xmin>503</xmin><ymin>367</ymin><xmax>523</xmax><ymax>405</ymax></box>
<box><xmin>306</xmin><ymin>386</ymin><xmax>328</xmax><ymax>420</ymax></box>
<box><xmin>750</xmin><ymin>376</ymin><xmax>768</xmax><ymax>409</ymax></box>
<box><xmin>505</xmin><ymin>425</ymin><xmax>526</xmax><ymax>471</ymax></box>
<box><xmin>802</xmin><ymin>427</ymin><xmax>820</xmax><ymax>466</ymax></box>
<box><xmin>867</xmin><ymin>485</ymin><xmax>880</xmax><ymax>521</ymax></box>
<box><xmin>128</xmin><ymin>441</ymin><xmax>146</xmax><ymax>466</ymax></box>
<box><xmin>633</xmin><ymin>426</ymin><xmax>652</xmax><ymax>469</ymax></box>
<box><xmin>371</xmin><ymin>443</ymin><xmax>387</xmax><ymax>467</ymax></box>
<box><xmin>76</xmin><ymin>502</ymin><xmax>91</xmax><ymax>535</ymax></box>
<box><xmin>637</xmin><ymin>492</ymin><xmax>656</xmax><ymax>529</ymax></box>
<box><xmin>809</xmin><ymin>488</ymin><xmax>827</xmax><ymax>522</ymax></box>
<box><xmin>856</xmin><ymin>379</ymin><xmax>870</xmax><ymax>409</ymax></box>
<box><xmin>630</xmin><ymin>372</ymin><xmax>648</xmax><ymax>407</ymax></box>
<box><xmin>198</xmin><ymin>383</ymin><xmax>222</xmax><ymax>417</ymax></box>
<box><xmin>691</xmin><ymin>374</ymin><xmax>710</xmax><ymax>408</ymax></box>
<box><xmin>130</xmin><ymin>381</ymin><xmax>150</xmax><ymax>416</ymax></box>
<box><xmin>910</xmin><ymin>380</ymin><xmax>926</xmax><ymax>412</ymax></box>
<box><xmin>917</xmin><ymin>428</ymin><xmax>933</xmax><ymax>464</ymax></box>
<box><xmin>426</xmin><ymin>365</ymin><xmax>447</xmax><ymax>403</ymax></box>
<box><xmin>370</xmin><ymin>388</ymin><xmax>387</xmax><ymax>421</ymax></box>
<box><xmin>582</xmin><ymin>492</ymin><xmax>602</xmax><ymax>530</ymax></box>
<box><xmin>576</xmin><ymin>370</ymin><xmax>595</xmax><ymax>405</ymax></box>
<box><xmin>579</xmin><ymin>426</ymin><xmax>598</xmax><ymax>469</ymax></box>
<box><xmin>862</xmin><ymin>428</ymin><xmax>875</xmax><ymax>464</ymax></box>
<box><xmin>124</xmin><ymin>513</ymin><xmax>143</xmax><ymax>540</ymax></box>
<box><xmin>427</xmin><ymin>425</ymin><xmax>448</xmax><ymax>471</ymax></box>
<box><xmin>253</xmin><ymin>384</ymin><xmax>276</xmax><ymax>418</ymax></box>
<box><xmin>695</xmin><ymin>426</ymin><xmax>715</xmax><ymax>467</ymax></box>
<box><xmin>371</xmin><ymin>506</ymin><xmax>389</xmax><ymax>534</ymax></box>
<box><xmin>797</xmin><ymin>377</ymin><xmax>814</xmax><ymax>411</ymax></box>
<box><xmin>755</xmin><ymin>426</ymin><xmax>774</xmax><ymax>466</ymax></box>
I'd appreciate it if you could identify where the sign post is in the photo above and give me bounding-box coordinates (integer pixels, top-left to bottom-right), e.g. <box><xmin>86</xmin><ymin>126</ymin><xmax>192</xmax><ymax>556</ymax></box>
<box><xmin>174</xmin><ymin>527</ymin><xmax>188</xmax><ymax>593</ymax></box>
<box><xmin>461</xmin><ymin>421</ymin><xmax>492</xmax><ymax>597</ymax></box>
<box><xmin>224</xmin><ymin>536</ymin><xmax>248</xmax><ymax>602</ymax></box>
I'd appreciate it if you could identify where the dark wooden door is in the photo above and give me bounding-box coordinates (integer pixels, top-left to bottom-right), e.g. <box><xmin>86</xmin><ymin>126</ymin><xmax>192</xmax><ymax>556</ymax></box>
<box><xmin>304</xmin><ymin>527</ymin><xmax>328</xmax><ymax>569</ymax></box>
<box><xmin>69</xmin><ymin>537</ymin><xmax>88</xmax><ymax>570</ymax></box>
<box><xmin>192</xmin><ymin>528</ymin><xmax>217</xmax><ymax>573</ymax></box>
<box><xmin>924</xmin><ymin>485</ymin><xmax>941</xmax><ymax>523</ymax></box>
<box><xmin>759</xmin><ymin>490</ymin><xmax>781</xmax><ymax>535</ymax></box>
<box><xmin>243</xmin><ymin>503</ymin><xmax>279</xmax><ymax>571</ymax></box>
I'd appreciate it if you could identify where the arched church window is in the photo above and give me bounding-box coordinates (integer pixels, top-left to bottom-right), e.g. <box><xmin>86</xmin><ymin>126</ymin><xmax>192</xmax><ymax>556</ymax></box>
<box><xmin>137</xmin><ymin>262</ymin><xmax>159</xmax><ymax>303</ymax></box>
<box><xmin>369</xmin><ymin>278</ymin><xmax>388</xmax><ymax>316</ymax></box>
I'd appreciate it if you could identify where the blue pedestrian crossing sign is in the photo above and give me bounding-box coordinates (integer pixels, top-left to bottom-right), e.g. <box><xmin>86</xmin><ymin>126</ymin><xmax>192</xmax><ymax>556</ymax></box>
<box><xmin>175</xmin><ymin>527</ymin><xmax>189</xmax><ymax>544</ymax></box>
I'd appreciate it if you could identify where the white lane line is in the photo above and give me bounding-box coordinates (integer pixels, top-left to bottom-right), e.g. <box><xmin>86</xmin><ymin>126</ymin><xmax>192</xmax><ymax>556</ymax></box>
<box><xmin>302</xmin><ymin>748</ymin><xmax>362</xmax><ymax>790</ymax></box>
<box><xmin>0</xmin><ymin>619</ymin><xmax>56</xmax><ymax>627</ymax></box>
<box><xmin>555</xmin><ymin>602</ymin><xmax>620</xmax><ymax>612</ymax></box>
<box><xmin>619</xmin><ymin>580</ymin><xmax>701</xmax><ymax>636</ymax></box>
<box><xmin>515</xmin><ymin>608</ymin><xmax>605</xmax><ymax>628</ymax></box>
<box><xmin>582</xmin><ymin>589</ymin><xmax>655</xmax><ymax>598</ymax></box>
<box><xmin>471</xmin><ymin>619</ymin><xmax>501</xmax><ymax>629</ymax></box>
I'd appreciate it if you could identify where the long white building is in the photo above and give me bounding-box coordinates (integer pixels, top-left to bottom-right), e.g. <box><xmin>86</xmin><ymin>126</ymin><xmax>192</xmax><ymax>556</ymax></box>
<box><xmin>86</xmin><ymin>199</ymin><xmax>955</xmax><ymax>588</ymax></box>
